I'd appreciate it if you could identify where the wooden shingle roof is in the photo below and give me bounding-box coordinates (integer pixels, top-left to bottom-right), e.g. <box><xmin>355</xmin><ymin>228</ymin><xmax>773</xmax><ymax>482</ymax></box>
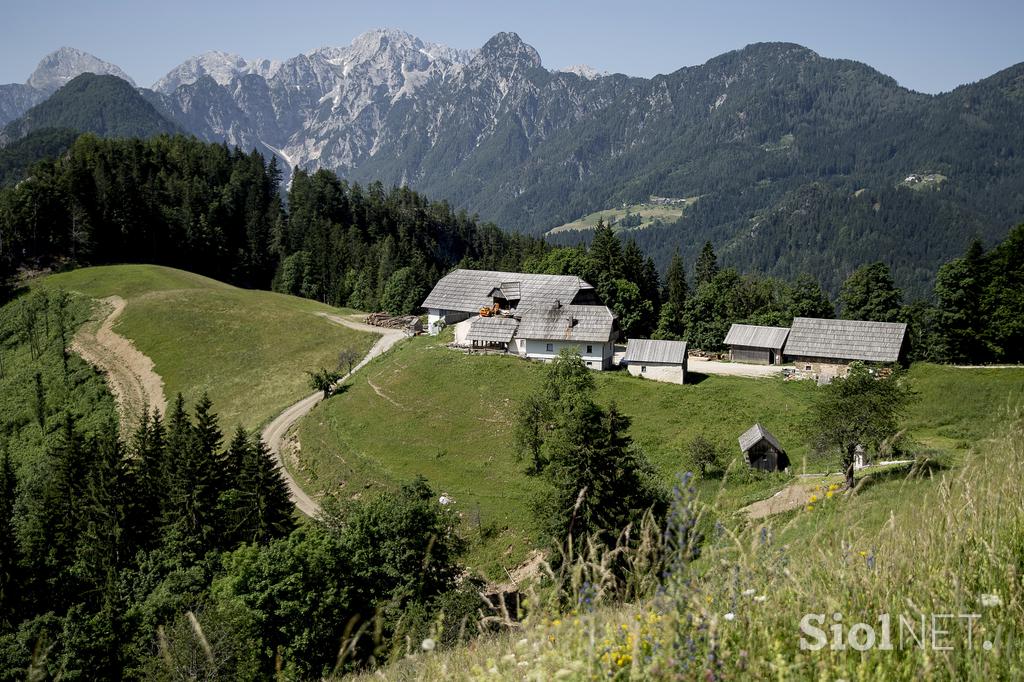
<box><xmin>517</xmin><ymin>304</ymin><xmax>615</xmax><ymax>343</ymax></box>
<box><xmin>422</xmin><ymin>269</ymin><xmax>593</xmax><ymax>313</ymax></box>
<box><xmin>623</xmin><ymin>339</ymin><xmax>688</xmax><ymax>365</ymax></box>
<box><xmin>738</xmin><ymin>423</ymin><xmax>785</xmax><ymax>454</ymax></box>
<box><xmin>785</xmin><ymin>317</ymin><xmax>907</xmax><ymax>363</ymax></box>
<box><xmin>724</xmin><ymin>324</ymin><xmax>790</xmax><ymax>349</ymax></box>
<box><xmin>466</xmin><ymin>316</ymin><xmax>519</xmax><ymax>344</ymax></box>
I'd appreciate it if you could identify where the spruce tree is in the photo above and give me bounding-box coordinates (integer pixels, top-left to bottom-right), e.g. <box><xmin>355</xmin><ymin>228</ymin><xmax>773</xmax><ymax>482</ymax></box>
<box><xmin>233</xmin><ymin>436</ymin><xmax>295</xmax><ymax>544</ymax></box>
<box><xmin>655</xmin><ymin>250</ymin><xmax>688</xmax><ymax>339</ymax></box>
<box><xmin>694</xmin><ymin>241</ymin><xmax>719</xmax><ymax>289</ymax></box>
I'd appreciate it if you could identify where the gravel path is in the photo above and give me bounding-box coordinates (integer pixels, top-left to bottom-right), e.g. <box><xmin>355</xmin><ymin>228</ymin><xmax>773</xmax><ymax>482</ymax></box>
<box><xmin>71</xmin><ymin>296</ymin><xmax>167</xmax><ymax>435</ymax></box>
<box><xmin>687</xmin><ymin>358</ymin><xmax>784</xmax><ymax>378</ymax></box>
<box><xmin>261</xmin><ymin>315</ymin><xmax>406</xmax><ymax>517</ymax></box>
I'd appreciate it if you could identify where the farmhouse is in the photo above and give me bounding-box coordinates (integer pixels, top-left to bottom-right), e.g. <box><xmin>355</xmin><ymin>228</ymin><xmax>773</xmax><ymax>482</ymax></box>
<box><xmin>784</xmin><ymin>317</ymin><xmax>908</xmax><ymax>366</ymax></box>
<box><xmin>622</xmin><ymin>339</ymin><xmax>688</xmax><ymax>384</ymax></box>
<box><xmin>421</xmin><ymin>269</ymin><xmax>598</xmax><ymax>335</ymax></box>
<box><xmin>738</xmin><ymin>423</ymin><xmax>789</xmax><ymax>472</ymax></box>
<box><xmin>723</xmin><ymin>324</ymin><xmax>789</xmax><ymax>365</ymax></box>
<box><xmin>421</xmin><ymin>269</ymin><xmax>618</xmax><ymax>369</ymax></box>
<box><xmin>516</xmin><ymin>302</ymin><xmax>617</xmax><ymax>369</ymax></box>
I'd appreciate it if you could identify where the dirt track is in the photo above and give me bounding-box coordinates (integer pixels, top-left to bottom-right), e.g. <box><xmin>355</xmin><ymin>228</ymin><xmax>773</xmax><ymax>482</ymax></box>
<box><xmin>71</xmin><ymin>296</ymin><xmax>167</xmax><ymax>435</ymax></box>
<box><xmin>261</xmin><ymin>315</ymin><xmax>406</xmax><ymax>517</ymax></box>
<box><xmin>739</xmin><ymin>478</ymin><xmax>824</xmax><ymax>519</ymax></box>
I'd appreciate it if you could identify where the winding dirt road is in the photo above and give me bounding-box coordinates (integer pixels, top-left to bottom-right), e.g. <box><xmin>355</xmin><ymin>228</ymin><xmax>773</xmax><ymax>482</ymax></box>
<box><xmin>261</xmin><ymin>315</ymin><xmax>406</xmax><ymax>517</ymax></box>
<box><xmin>71</xmin><ymin>296</ymin><xmax>167</xmax><ymax>435</ymax></box>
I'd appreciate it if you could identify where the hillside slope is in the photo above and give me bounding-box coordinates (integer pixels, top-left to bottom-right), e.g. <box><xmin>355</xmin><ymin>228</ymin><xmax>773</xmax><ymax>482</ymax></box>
<box><xmin>37</xmin><ymin>265</ymin><xmax>376</xmax><ymax>431</ymax></box>
<box><xmin>294</xmin><ymin>332</ymin><xmax>1024</xmax><ymax>575</ymax></box>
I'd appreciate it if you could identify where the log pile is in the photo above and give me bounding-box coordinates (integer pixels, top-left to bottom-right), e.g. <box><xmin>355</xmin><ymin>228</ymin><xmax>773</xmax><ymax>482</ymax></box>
<box><xmin>364</xmin><ymin>312</ymin><xmax>423</xmax><ymax>332</ymax></box>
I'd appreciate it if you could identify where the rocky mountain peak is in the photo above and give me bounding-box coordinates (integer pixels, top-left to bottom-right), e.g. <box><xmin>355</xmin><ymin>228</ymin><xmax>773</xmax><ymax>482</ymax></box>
<box><xmin>27</xmin><ymin>47</ymin><xmax>134</xmax><ymax>92</ymax></box>
<box><xmin>478</xmin><ymin>32</ymin><xmax>542</xmax><ymax>69</ymax></box>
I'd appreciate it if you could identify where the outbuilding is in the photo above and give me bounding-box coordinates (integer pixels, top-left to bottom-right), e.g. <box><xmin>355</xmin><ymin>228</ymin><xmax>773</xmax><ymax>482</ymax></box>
<box><xmin>622</xmin><ymin>339</ymin><xmax>688</xmax><ymax>384</ymax></box>
<box><xmin>724</xmin><ymin>324</ymin><xmax>790</xmax><ymax>365</ymax></box>
<box><xmin>783</xmin><ymin>318</ymin><xmax>908</xmax><ymax>366</ymax></box>
<box><xmin>738</xmin><ymin>423</ymin><xmax>789</xmax><ymax>472</ymax></box>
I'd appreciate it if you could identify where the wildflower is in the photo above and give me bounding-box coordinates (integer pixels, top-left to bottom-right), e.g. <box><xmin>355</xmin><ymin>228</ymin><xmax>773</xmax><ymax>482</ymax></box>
<box><xmin>742</xmin><ymin>588</ymin><xmax>755</xmax><ymax>597</ymax></box>
<box><xmin>980</xmin><ymin>594</ymin><xmax>1003</xmax><ymax>608</ymax></box>
<box><xmin>421</xmin><ymin>638</ymin><xmax>436</xmax><ymax>652</ymax></box>
<box><xmin>809</xmin><ymin>494</ymin><xmax>818</xmax><ymax>503</ymax></box>
<box><xmin>724</xmin><ymin>612</ymin><xmax>735</xmax><ymax>621</ymax></box>
<box><xmin>806</xmin><ymin>504</ymin><xmax>814</xmax><ymax>511</ymax></box>
<box><xmin>825</xmin><ymin>490</ymin><xmax>834</xmax><ymax>499</ymax></box>
<box><xmin>754</xmin><ymin>595</ymin><xmax>767</xmax><ymax>603</ymax></box>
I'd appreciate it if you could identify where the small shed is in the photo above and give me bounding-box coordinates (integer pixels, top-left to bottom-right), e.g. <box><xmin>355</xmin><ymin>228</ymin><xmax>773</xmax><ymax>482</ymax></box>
<box><xmin>738</xmin><ymin>423</ymin><xmax>789</xmax><ymax>472</ymax></box>
<box><xmin>466</xmin><ymin>316</ymin><xmax>519</xmax><ymax>350</ymax></box>
<box><xmin>724</xmin><ymin>324</ymin><xmax>790</xmax><ymax>365</ymax></box>
<box><xmin>622</xmin><ymin>339</ymin><xmax>688</xmax><ymax>384</ymax></box>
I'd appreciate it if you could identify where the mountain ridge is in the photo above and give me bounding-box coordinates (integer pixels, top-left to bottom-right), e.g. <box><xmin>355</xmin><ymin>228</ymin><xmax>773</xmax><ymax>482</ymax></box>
<box><xmin>1</xmin><ymin>33</ymin><xmax>1021</xmax><ymax>298</ymax></box>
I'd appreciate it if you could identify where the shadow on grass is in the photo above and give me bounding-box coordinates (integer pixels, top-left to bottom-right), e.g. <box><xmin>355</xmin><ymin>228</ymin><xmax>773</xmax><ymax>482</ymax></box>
<box><xmin>685</xmin><ymin>372</ymin><xmax>710</xmax><ymax>385</ymax></box>
<box><xmin>854</xmin><ymin>456</ymin><xmax>951</xmax><ymax>495</ymax></box>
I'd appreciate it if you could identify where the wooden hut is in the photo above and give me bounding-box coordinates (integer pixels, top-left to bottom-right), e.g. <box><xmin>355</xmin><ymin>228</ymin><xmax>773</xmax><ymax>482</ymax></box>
<box><xmin>738</xmin><ymin>423</ymin><xmax>789</xmax><ymax>472</ymax></box>
<box><xmin>724</xmin><ymin>324</ymin><xmax>790</xmax><ymax>365</ymax></box>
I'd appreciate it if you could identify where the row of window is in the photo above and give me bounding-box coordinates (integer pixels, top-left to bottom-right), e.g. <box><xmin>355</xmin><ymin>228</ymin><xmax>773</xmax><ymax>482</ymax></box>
<box><xmin>544</xmin><ymin>343</ymin><xmax>594</xmax><ymax>354</ymax></box>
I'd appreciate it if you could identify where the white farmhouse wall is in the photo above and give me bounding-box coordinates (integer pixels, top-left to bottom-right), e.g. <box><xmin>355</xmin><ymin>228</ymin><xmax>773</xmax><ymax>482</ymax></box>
<box><xmin>427</xmin><ymin>308</ymin><xmax>471</xmax><ymax>336</ymax></box>
<box><xmin>522</xmin><ymin>339</ymin><xmax>611</xmax><ymax>370</ymax></box>
<box><xmin>626</xmin><ymin>362</ymin><xmax>684</xmax><ymax>384</ymax></box>
<box><xmin>452</xmin><ymin>317</ymin><xmax>475</xmax><ymax>347</ymax></box>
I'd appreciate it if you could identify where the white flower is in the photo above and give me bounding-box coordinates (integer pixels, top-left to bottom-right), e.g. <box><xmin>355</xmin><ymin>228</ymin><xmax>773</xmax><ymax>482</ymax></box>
<box><xmin>439</xmin><ymin>495</ymin><xmax>454</xmax><ymax>505</ymax></box>
<box><xmin>980</xmin><ymin>593</ymin><xmax>1003</xmax><ymax>608</ymax></box>
<box><xmin>742</xmin><ymin>588</ymin><xmax>755</xmax><ymax>597</ymax></box>
<box><xmin>421</xmin><ymin>638</ymin><xmax>436</xmax><ymax>651</ymax></box>
<box><xmin>754</xmin><ymin>595</ymin><xmax>767</xmax><ymax>603</ymax></box>
<box><xmin>724</xmin><ymin>612</ymin><xmax>735</xmax><ymax>621</ymax></box>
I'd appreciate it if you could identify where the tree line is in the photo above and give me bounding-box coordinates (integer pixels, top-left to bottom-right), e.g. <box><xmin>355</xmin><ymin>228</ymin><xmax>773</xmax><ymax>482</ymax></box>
<box><xmin>1</xmin><ymin>134</ymin><xmax>1019</xmax><ymax>363</ymax></box>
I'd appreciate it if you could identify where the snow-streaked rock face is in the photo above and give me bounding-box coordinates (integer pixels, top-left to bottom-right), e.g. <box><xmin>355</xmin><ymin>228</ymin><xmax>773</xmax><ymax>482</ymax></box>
<box><xmin>559</xmin><ymin>64</ymin><xmax>606</xmax><ymax>80</ymax></box>
<box><xmin>153</xmin><ymin>51</ymin><xmax>282</xmax><ymax>93</ymax></box>
<box><xmin>27</xmin><ymin>47</ymin><xmax>135</xmax><ymax>91</ymax></box>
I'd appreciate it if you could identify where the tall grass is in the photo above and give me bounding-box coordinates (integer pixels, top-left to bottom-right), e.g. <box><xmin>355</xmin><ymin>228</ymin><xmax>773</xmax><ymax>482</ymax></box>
<box><xmin>357</xmin><ymin>414</ymin><xmax>1024</xmax><ymax>680</ymax></box>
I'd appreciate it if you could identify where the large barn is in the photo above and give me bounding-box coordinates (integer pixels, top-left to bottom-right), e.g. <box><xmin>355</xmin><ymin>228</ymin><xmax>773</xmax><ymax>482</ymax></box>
<box><xmin>421</xmin><ymin>269</ymin><xmax>598</xmax><ymax>335</ymax></box>
<box><xmin>421</xmin><ymin>269</ymin><xmax>617</xmax><ymax>369</ymax></box>
<box><xmin>723</xmin><ymin>324</ymin><xmax>790</xmax><ymax>365</ymax></box>
<box><xmin>622</xmin><ymin>339</ymin><xmax>688</xmax><ymax>384</ymax></box>
<box><xmin>784</xmin><ymin>318</ymin><xmax>908</xmax><ymax>365</ymax></box>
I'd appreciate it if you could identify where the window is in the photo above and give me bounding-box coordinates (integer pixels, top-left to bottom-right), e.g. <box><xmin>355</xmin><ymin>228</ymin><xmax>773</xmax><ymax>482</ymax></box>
<box><xmin>641</xmin><ymin>365</ymin><xmax>647</xmax><ymax>372</ymax></box>
<box><xmin>587</xmin><ymin>361</ymin><xmax>593</xmax><ymax>366</ymax></box>
<box><xmin>546</xmin><ymin>343</ymin><xmax>554</xmax><ymax>352</ymax></box>
<box><xmin>586</xmin><ymin>345</ymin><xmax>593</xmax><ymax>354</ymax></box>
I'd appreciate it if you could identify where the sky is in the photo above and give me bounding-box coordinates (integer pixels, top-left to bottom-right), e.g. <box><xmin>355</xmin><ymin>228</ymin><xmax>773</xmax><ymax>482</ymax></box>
<box><xmin>2</xmin><ymin>0</ymin><xmax>1022</xmax><ymax>94</ymax></box>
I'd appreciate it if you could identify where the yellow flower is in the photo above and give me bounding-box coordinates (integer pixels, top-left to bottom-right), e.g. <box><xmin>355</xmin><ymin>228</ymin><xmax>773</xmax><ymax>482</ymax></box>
<box><xmin>809</xmin><ymin>494</ymin><xmax>819</xmax><ymax>503</ymax></box>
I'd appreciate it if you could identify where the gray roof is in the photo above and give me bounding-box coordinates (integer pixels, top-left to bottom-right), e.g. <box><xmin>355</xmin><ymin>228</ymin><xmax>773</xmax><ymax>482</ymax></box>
<box><xmin>724</xmin><ymin>324</ymin><xmax>790</xmax><ymax>350</ymax></box>
<box><xmin>738</xmin><ymin>423</ymin><xmax>785</xmax><ymax>454</ymax></box>
<box><xmin>785</xmin><ymin>317</ymin><xmax>907</xmax><ymax>363</ymax></box>
<box><xmin>466</xmin><ymin>316</ymin><xmax>519</xmax><ymax>344</ymax></box>
<box><xmin>422</xmin><ymin>269</ymin><xmax>593</xmax><ymax>314</ymax></box>
<box><xmin>623</xmin><ymin>339</ymin><xmax>688</xmax><ymax>365</ymax></box>
<box><xmin>518</xmin><ymin>304</ymin><xmax>615</xmax><ymax>343</ymax></box>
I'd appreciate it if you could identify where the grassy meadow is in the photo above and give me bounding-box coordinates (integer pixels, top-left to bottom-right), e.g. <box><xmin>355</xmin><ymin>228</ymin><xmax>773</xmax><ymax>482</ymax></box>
<box><xmin>35</xmin><ymin>265</ymin><xmax>377</xmax><ymax>431</ymax></box>
<box><xmin>296</xmin><ymin>331</ymin><xmax>1023</xmax><ymax>577</ymax></box>
<box><xmin>546</xmin><ymin>200</ymin><xmax>696</xmax><ymax>235</ymax></box>
<box><xmin>355</xmin><ymin>415</ymin><xmax>1024</xmax><ymax>681</ymax></box>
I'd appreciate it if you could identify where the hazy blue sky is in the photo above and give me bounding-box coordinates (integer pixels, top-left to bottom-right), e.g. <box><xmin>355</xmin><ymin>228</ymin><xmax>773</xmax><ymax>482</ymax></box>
<box><xmin>3</xmin><ymin>0</ymin><xmax>1021</xmax><ymax>93</ymax></box>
